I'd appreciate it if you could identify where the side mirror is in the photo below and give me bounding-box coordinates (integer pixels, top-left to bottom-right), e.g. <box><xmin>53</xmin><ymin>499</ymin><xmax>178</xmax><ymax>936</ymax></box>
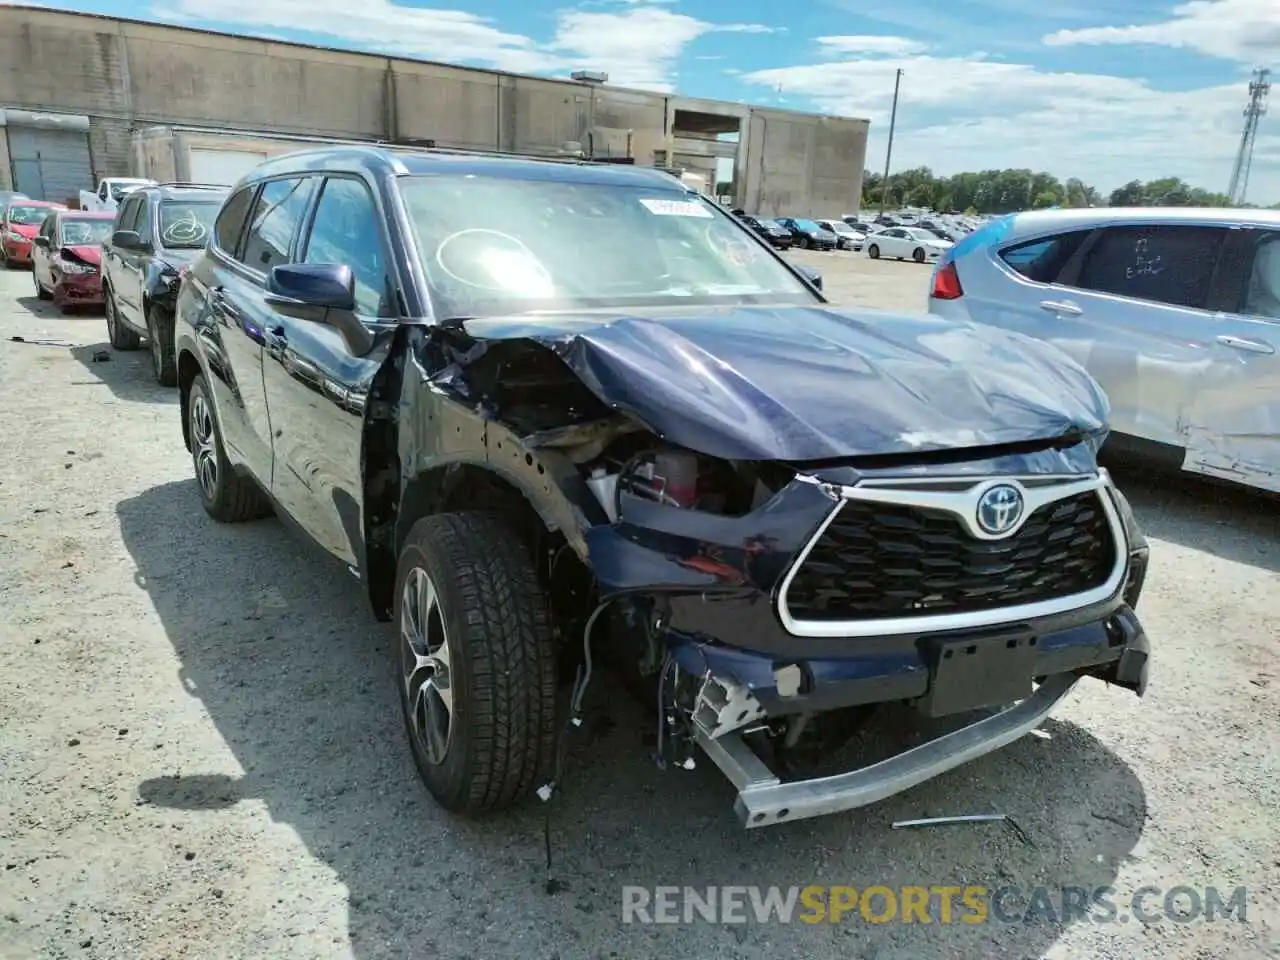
<box><xmin>112</xmin><ymin>229</ymin><xmax>148</xmax><ymax>251</ymax></box>
<box><xmin>266</xmin><ymin>263</ymin><xmax>374</xmax><ymax>357</ymax></box>
<box><xmin>32</xmin><ymin>235</ymin><xmax>50</xmax><ymax>249</ymax></box>
<box><xmin>796</xmin><ymin>265</ymin><xmax>823</xmax><ymax>291</ymax></box>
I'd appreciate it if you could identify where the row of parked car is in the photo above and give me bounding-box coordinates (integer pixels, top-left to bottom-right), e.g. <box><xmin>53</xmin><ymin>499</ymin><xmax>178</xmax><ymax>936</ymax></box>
<box><xmin>1</xmin><ymin>182</ymin><xmax>227</xmax><ymax>385</ymax></box>
<box><xmin>729</xmin><ymin>210</ymin><xmax>965</xmax><ymax>264</ymax></box>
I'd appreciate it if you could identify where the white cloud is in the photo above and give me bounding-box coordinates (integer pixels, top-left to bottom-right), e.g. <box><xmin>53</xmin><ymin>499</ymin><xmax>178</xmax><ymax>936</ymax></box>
<box><xmin>1044</xmin><ymin>0</ymin><xmax>1280</xmax><ymax>63</ymax></box>
<box><xmin>816</xmin><ymin>35</ymin><xmax>928</xmax><ymax>57</ymax></box>
<box><xmin>741</xmin><ymin>39</ymin><xmax>1280</xmax><ymax>201</ymax></box>
<box><xmin>150</xmin><ymin>0</ymin><xmax>773</xmax><ymax>91</ymax></box>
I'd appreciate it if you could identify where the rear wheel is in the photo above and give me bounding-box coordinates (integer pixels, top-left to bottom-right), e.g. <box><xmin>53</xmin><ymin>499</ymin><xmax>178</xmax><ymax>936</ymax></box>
<box><xmin>867</xmin><ymin>244</ymin><xmax>880</xmax><ymax>259</ymax></box>
<box><xmin>187</xmin><ymin>374</ymin><xmax>271</xmax><ymax>522</ymax></box>
<box><xmin>394</xmin><ymin>511</ymin><xmax>558</xmax><ymax>814</ymax></box>
<box><xmin>105</xmin><ymin>287</ymin><xmax>140</xmax><ymax>350</ymax></box>
<box><xmin>913</xmin><ymin>247</ymin><xmax>926</xmax><ymax>263</ymax></box>
<box><xmin>147</xmin><ymin>305</ymin><xmax>178</xmax><ymax>387</ymax></box>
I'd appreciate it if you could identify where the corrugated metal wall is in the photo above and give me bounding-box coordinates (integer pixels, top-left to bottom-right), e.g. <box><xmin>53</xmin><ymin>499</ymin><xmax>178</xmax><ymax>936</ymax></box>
<box><xmin>8</xmin><ymin>125</ymin><xmax>93</xmax><ymax>202</ymax></box>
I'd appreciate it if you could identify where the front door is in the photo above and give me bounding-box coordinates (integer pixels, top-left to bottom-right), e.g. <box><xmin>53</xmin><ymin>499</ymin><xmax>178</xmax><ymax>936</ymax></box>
<box><xmin>32</xmin><ymin>212</ymin><xmax>56</xmax><ymax>289</ymax></box>
<box><xmin>261</xmin><ymin>174</ymin><xmax>396</xmax><ymax>567</ymax></box>
<box><xmin>115</xmin><ymin>194</ymin><xmax>151</xmax><ymax>327</ymax></box>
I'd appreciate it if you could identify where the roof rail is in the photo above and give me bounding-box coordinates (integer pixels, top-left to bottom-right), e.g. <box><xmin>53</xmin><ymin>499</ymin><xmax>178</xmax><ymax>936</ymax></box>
<box><xmin>154</xmin><ymin>181</ymin><xmax>231</xmax><ymax>190</ymax></box>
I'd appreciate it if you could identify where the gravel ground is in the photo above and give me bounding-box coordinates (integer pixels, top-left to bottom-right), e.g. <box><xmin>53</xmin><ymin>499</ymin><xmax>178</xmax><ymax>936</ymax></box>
<box><xmin>1</xmin><ymin>252</ymin><xmax>1277</xmax><ymax>960</ymax></box>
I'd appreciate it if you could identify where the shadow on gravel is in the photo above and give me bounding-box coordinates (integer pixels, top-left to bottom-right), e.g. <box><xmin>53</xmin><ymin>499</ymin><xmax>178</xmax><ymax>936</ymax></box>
<box><xmin>1107</xmin><ymin>462</ymin><xmax>1280</xmax><ymax>574</ymax></box>
<box><xmin>119</xmin><ymin>480</ymin><xmax>1146</xmax><ymax>960</ymax></box>
<box><xmin>69</xmin><ymin>342</ymin><xmax>176</xmax><ymax>405</ymax></box>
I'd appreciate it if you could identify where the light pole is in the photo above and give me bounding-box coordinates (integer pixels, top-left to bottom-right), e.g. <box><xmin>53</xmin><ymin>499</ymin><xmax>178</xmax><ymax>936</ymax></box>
<box><xmin>878</xmin><ymin>68</ymin><xmax>903</xmax><ymax>215</ymax></box>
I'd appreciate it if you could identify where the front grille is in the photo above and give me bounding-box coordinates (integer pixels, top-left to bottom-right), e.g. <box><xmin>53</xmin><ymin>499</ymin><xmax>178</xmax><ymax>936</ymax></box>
<box><xmin>784</xmin><ymin>490</ymin><xmax>1117</xmax><ymax>621</ymax></box>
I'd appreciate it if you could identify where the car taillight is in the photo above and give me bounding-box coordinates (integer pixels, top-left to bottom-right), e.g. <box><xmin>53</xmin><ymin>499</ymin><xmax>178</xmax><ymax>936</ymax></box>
<box><xmin>931</xmin><ymin>260</ymin><xmax>963</xmax><ymax>300</ymax></box>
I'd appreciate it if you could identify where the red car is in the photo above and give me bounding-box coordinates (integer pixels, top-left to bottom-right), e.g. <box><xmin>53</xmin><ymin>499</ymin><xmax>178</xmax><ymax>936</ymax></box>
<box><xmin>2</xmin><ymin>199</ymin><xmax>66</xmax><ymax>267</ymax></box>
<box><xmin>31</xmin><ymin>210</ymin><xmax>114</xmax><ymax>312</ymax></box>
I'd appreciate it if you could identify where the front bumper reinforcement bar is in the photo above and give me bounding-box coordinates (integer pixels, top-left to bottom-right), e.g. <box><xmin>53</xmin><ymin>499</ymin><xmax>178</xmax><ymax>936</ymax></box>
<box><xmin>696</xmin><ymin>673</ymin><xmax>1079</xmax><ymax>828</ymax></box>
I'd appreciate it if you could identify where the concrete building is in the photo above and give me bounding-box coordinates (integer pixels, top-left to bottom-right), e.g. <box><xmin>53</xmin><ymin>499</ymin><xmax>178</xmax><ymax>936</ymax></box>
<box><xmin>0</xmin><ymin>4</ymin><xmax>869</xmax><ymax>216</ymax></box>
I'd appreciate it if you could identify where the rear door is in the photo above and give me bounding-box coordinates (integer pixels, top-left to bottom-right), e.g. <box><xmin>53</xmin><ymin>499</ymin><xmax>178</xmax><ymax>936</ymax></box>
<box><xmin>190</xmin><ymin>177</ymin><xmax>317</xmax><ymax>485</ymax></box>
<box><xmin>1178</xmin><ymin>227</ymin><xmax>1280</xmax><ymax>491</ymax></box>
<box><xmin>975</xmin><ymin>223</ymin><xmax>1230</xmax><ymax>447</ymax></box>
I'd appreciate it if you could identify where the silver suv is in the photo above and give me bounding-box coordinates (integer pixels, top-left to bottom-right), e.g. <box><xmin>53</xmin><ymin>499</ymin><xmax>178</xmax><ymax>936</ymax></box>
<box><xmin>928</xmin><ymin>207</ymin><xmax>1280</xmax><ymax>496</ymax></box>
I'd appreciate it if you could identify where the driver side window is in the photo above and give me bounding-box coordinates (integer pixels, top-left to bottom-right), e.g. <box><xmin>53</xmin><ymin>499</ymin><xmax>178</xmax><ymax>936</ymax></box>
<box><xmin>301</xmin><ymin>177</ymin><xmax>391</xmax><ymax>318</ymax></box>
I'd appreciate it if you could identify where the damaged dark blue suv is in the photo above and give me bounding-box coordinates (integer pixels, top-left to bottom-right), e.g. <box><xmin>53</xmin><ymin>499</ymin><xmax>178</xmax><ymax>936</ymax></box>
<box><xmin>174</xmin><ymin>146</ymin><xmax>1150</xmax><ymax>828</ymax></box>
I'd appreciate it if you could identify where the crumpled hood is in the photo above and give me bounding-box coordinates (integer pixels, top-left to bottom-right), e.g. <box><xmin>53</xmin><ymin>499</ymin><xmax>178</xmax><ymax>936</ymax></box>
<box><xmin>62</xmin><ymin>244</ymin><xmax>102</xmax><ymax>266</ymax></box>
<box><xmin>462</xmin><ymin>305</ymin><xmax>1110</xmax><ymax>461</ymax></box>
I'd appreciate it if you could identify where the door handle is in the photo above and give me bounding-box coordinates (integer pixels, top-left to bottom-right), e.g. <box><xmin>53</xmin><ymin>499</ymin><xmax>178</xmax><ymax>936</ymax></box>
<box><xmin>1216</xmin><ymin>334</ymin><xmax>1276</xmax><ymax>355</ymax></box>
<box><xmin>1039</xmin><ymin>299</ymin><xmax>1082</xmax><ymax>316</ymax></box>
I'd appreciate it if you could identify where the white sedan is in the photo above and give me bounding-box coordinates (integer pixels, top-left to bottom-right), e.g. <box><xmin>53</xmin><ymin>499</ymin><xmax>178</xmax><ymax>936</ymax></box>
<box><xmin>865</xmin><ymin>226</ymin><xmax>953</xmax><ymax>263</ymax></box>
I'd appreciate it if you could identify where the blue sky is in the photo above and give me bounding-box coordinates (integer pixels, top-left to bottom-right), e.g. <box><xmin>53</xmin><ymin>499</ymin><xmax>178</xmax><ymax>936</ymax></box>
<box><xmin>14</xmin><ymin>0</ymin><xmax>1280</xmax><ymax>201</ymax></box>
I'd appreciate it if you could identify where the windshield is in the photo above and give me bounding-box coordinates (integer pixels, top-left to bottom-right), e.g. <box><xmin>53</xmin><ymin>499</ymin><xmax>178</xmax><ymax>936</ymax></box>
<box><xmin>59</xmin><ymin>218</ymin><xmax>112</xmax><ymax>246</ymax></box>
<box><xmin>159</xmin><ymin>201</ymin><xmax>220</xmax><ymax>249</ymax></box>
<box><xmin>6</xmin><ymin>205</ymin><xmax>52</xmax><ymax>226</ymax></box>
<box><xmin>793</xmin><ymin>219</ymin><xmax>822</xmax><ymax>232</ymax></box>
<box><xmin>398</xmin><ymin>175</ymin><xmax>818</xmax><ymax>317</ymax></box>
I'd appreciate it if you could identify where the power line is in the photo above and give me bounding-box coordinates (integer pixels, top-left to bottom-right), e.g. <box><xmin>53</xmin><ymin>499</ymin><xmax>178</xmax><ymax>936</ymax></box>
<box><xmin>1227</xmin><ymin>66</ymin><xmax>1269</xmax><ymax>206</ymax></box>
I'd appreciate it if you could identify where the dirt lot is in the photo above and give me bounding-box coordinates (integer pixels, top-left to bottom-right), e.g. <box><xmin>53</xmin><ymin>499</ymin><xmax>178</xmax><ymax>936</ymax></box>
<box><xmin>1</xmin><ymin>251</ymin><xmax>1277</xmax><ymax>960</ymax></box>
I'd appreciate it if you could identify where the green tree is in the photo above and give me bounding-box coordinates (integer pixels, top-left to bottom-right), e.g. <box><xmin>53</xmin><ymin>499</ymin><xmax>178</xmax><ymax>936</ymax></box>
<box><xmin>850</xmin><ymin>169</ymin><xmax>1254</xmax><ymax>216</ymax></box>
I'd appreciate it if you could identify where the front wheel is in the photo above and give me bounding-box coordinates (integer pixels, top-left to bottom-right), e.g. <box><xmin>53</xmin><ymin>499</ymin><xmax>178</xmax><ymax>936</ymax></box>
<box><xmin>105</xmin><ymin>288</ymin><xmax>140</xmax><ymax>350</ymax></box>
<box><xmin>148</xmin><ymin>305</ymin><xmax>178</xmax><ymax>387</ymax></box>
<box><xmin>187</xmin><ymin>374</ymin><xmax>271</xmax><ymax>522</ymax></box>
<box><xmin>34</xmin><ymin>268</ymin><xmax>51</xmax><ymax>300</ymax></box>
<box><xmin>867</xmin><ymin>244</ymin><xmax>880</xmax><ymax>259</ymax></box>
<box><xmin>395</xmin><ymin>512</ymin><xmax>558</xmax><ymax>814</ymax></box>
<box><xmin>913</xmin><ymin>247</ymin><xmax>926</xmax><ymax>263</ymax></box>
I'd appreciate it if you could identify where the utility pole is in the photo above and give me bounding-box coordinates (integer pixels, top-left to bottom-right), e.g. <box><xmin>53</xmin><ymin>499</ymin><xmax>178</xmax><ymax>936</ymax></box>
<box><xmin>1227</xmin><ymin>66</ymin><xmax>1270</xmax><ymax>206</ymax></box>
<box><xmin>878</xmin><ymin>68</ymin><xmax>903</xmax><ymax>215</ymax></box>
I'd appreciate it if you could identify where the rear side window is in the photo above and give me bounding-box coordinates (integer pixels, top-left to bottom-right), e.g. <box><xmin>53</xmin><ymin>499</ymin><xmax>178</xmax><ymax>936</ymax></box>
<box><xmin>213</xmin><ymin>187</ymin><xmax>255</xmax><ymax>257</ymax></box>
<box><xmin>1075</xmin><ymin>225</ymin><xmax>1226</xmax><ymax>309</ymax></box>
<box><xmin>1242</xmin><ymin>233</ymin><xmax>1280</xmax><ymax>320</ymax></box>
<box><xmin>240</xmin><ymin>177</ymin><xmax>316</xmax><ymax>273</ymax></box>
<box><xmin>999</xmin><ymin>230</ymin><xmax>1090</xmax><ymax>283</ymax></box>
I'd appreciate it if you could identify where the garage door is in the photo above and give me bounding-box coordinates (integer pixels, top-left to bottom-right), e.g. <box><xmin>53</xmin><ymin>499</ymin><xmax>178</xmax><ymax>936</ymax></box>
<box><xmin>8</xmin><ymin>123</ymin><xmax>93</xmax><ymax>203</ymax></box>
<box><xmin>189</xmin><ymin>148</ymin><xmax>268</xmax><ymax>187</ymax></box>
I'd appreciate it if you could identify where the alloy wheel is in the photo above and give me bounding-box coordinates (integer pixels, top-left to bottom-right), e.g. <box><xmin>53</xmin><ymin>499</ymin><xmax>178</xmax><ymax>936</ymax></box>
<box><xmin>189</xmin><ymin>392</ymin><xmax>219</xmax><ymax>501</ymax></box>
<box><xmin>400</xmin><ymin>567</ymin><xmax>453</xmax><ymax>766</ymax></box>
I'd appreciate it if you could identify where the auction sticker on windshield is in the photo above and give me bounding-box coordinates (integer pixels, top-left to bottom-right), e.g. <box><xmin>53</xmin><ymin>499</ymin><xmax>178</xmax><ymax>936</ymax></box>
<box><xmin>639</xmin><ymin>198</ymin><xmax>713</xmax><ymax>218</ymax></box>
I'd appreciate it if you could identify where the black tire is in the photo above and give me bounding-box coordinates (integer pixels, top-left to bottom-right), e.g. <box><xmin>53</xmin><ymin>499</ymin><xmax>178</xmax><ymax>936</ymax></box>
<box><xmin>34</xmin><ymin>268</ymin><xmax>51</xmax><ymax>300</ymax></box>
<box><xmin>394</xmin><ymin>511</ymin><xmax>558</xmax><ymax>815</ymax></box>
<box><xmin>105</xmin><ymin>286</ymin><xmax>141</xmax><ymax>350</ymax></box>
<box><xmin>913</xmin><ymin>247</ymin><xmax>926</xmax><ymax>263</ymax></box>
<box><xmin>187</xmin><ymin>374</ymin><xmax>271</xmax><ymax>523</ymax></box>
<box><xmin>147</xmin><ymin>304</ymin><xmax>178</xmax><ymax>387</ymax></box>
<box><xmin>868</xmin><ymin>244</ymin><xmax>880</xmax><ymax>259</ymax></box>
